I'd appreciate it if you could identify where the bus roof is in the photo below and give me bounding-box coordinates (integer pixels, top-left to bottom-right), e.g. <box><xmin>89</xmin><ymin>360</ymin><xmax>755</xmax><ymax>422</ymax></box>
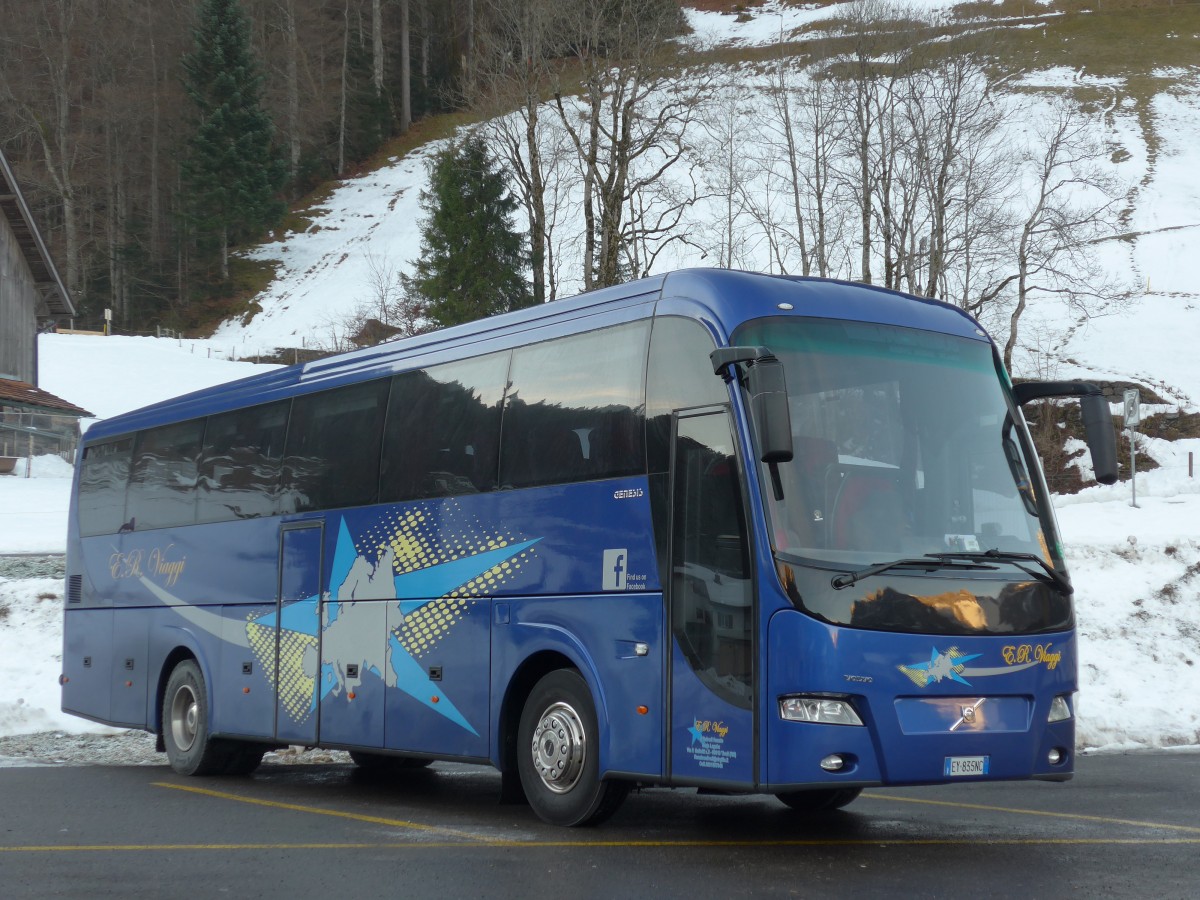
<box><xmin>83</xmin><ymin>269</ymin><xmax>985</xmax><ymax>443</ymax></box>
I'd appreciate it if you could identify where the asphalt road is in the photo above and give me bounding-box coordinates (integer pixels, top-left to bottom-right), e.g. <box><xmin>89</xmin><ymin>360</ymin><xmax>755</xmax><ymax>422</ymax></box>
<box><xmin>2</xmin><ymin>751</ymin><xmax>1198</xmax><ymax>898</ymax></box>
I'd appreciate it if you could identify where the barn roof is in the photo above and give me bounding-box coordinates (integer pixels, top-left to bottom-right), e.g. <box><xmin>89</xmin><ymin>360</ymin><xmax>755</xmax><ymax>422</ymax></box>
<box><xmin>0</xmin><ymin>148</ymin><xmax>74</xmax><ymax>318</ymax></box>
<box><xmin>0</xmin><ymin>378</ymin><xmax>92</xmax><ymax>417</ymax></box>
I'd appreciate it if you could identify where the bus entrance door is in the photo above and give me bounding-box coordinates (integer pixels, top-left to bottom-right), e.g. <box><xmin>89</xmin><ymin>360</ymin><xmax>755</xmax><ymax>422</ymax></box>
<box><xmin>668</xmin><ymin>411</ymin><xmax>755</xmax><ymax>787</ymax></box>
<box><xmin>274</xmin><ymin>522</ymin><xmax>324</xmax><ymax>745</ymax></box>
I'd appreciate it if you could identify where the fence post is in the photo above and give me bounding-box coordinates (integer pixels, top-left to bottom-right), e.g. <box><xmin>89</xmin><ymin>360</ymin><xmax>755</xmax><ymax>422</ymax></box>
<box><xmin>1190</xmin><ymin>451</ymin><xmax>1194</xmax><ymax>478</ymax></box>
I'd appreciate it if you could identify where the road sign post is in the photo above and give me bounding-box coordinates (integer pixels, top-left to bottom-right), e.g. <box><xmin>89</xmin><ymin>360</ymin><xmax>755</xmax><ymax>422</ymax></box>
<box><xmin>1124</xmin><ymin>388</ymin><xmax>1140</xmax><ymax>508</ymax></box>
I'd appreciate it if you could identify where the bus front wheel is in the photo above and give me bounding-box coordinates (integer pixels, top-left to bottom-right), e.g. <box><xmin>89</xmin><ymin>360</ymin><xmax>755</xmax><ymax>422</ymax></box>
<box><xmin>775</xmin><ymin>787</ymin><xmax>862</xmax><ymax>811</ymax></box>
<box><xmin>517</xmin><ymin>669</ymin><xmax>629</xmax><ymax>826</ymax></box>
<box><xmin>162</xmin><ymin>659</ymin><xmax>241</xmax><ymax>776</ymax></box>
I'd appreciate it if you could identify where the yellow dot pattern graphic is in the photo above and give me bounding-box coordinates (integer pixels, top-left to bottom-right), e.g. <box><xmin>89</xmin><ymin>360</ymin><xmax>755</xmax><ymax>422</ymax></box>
<box><xmin>363</xmin><ymin>500</ymin><xmax>538</xmax><ymax>658</ymax></box>
<box><xmin>246</xmin><ymin>617</ymin><xmax>317</xmax><ymax>724</ymax></box>
<box><xmin>400</xmin><ymin>598</ymin><xmax>468</xmax><ymax>659</ymax></box>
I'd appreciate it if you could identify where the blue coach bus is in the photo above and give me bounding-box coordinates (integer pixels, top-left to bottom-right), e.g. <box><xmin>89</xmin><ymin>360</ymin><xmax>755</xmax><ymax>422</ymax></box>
<box><xmin>62</xmin><ymin>269</ymin><xmax>1117</xmax><ymax>826</ymax></box>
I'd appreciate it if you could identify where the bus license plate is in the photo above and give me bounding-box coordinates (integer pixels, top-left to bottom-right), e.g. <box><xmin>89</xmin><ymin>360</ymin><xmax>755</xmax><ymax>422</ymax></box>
<box><xmin>944</xmin><ymin>756</ymin><xmax>989</xmax><ymax>777</ymax></box>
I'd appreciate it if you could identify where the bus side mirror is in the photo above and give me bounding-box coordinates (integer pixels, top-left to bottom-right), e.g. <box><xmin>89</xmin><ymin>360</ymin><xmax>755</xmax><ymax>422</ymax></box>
<box><xmin>746</xmin><ymin>358</ymin><xmax>794</xmax><ymax>465</ymax></box>
<box><xmin>711</xmin><ymin>345</ymin><xmax>794</xmax><ymax>468</ymax></box>
<box><xmin>1013</xmin><ymin>380</ymin><xmax>1118</xmax><ymax>486</ymax></box>
<box><xmin>1080</xmin><ymin>394</ymin><xmax>1118</xmax><ymax>485</ymax></box>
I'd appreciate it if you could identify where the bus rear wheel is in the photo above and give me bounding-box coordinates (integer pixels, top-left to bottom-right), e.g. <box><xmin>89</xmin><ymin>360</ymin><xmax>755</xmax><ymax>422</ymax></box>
<box><xmin>775</xmin><ymin>787</ymin><xmax>862</xmax><ymax>811</ymax></box>
<box><xmin>517</xmin><ymin>669</ymin><xmax>629</xmax><ymax>827</ymax></box>
<box><xmin>162</xmin><ymin>659</ymin><xmax>243</xmax><ymax>776</ymax></box>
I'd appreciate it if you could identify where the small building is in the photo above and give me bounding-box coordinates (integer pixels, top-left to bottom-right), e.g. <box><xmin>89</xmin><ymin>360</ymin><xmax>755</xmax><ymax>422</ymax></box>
<box><xmin>1</xmin><ymin>148</ymin><xmax>90</xmax><ymax>470</ymax></box>
<box><xmin>0</xmin><ymin>378</ymin><xmax>92</xmax><ymax>471</ymax></box>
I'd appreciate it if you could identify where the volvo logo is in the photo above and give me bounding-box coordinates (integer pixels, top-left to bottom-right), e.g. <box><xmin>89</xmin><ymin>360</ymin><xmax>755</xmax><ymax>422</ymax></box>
<box><xmin>961</xmin><ymin>705</ymin><xmax>977</xmax><ymax>724</ymax></box>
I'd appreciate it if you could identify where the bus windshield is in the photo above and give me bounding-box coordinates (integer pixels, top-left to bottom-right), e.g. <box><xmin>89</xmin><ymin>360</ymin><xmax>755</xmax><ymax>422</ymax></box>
<box><xmin>733</xmin><ymin>317</ymin><xmax>1059</xmax><ymax>569</ymax></box>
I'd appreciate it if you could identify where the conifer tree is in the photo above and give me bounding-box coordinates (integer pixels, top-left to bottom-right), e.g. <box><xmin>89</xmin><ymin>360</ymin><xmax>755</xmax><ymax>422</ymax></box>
<box><xmin>402</xmin><ymin>135</ymin><xmax>533</xmax><ymax>328</ymax></box>
<box><xmin>181</xmin><ymin>0</ymin><xmax>286</xmax><ymax>281</ymax></box>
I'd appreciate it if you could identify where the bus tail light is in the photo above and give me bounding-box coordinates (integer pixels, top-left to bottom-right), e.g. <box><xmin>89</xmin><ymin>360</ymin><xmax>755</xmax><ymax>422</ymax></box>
<box><xmin>1047</xmin><ymin>694</ymin><xmax>1072</xmax><ymax>723</ymax></box>
<box><xmin>779</xmin><ymin>696</ymin><xmax>863</xmax><ymax>726</ymax></box>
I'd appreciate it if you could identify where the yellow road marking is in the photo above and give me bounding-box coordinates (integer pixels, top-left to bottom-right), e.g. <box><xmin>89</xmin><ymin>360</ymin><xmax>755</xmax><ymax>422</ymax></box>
<box><xmin>3</xmin><ymin>838</ymin><xmax>1200</xmax><ymax>853</ymax></box>
<box><xmin>152</xmin><ymin>782</ymin><xmax>490</xmax><ymax>842</ymax></box>
<box><xmin>5</xmin><ymin>781</ymin><xmax>1178</xmax><ymax>856</ymax></box>
<box><xmin>861</xmin><ymin>792</ymin><xmax>1200</xmax><ymax>835</ymax></box>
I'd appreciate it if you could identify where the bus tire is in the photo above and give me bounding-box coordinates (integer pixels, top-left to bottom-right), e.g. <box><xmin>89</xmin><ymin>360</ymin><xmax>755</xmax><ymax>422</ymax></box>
<box><xmin>775</xmin><ymin>787</ymin><xmax>862</xmax><ymax>811</ymax></box>
<box><xmin>517</xmin><ymin>669</ymin><xmax>629</xmax><ymax>827</ymax></box>
<box><xmin>222</xmin><ymin>744</ymin><xmax>265</xmax><ymax>776</ymax></box>
<box><xmin>162</xmin><ymin>659</ymin><xmax>235</xmax><ymax>776</ymax></box>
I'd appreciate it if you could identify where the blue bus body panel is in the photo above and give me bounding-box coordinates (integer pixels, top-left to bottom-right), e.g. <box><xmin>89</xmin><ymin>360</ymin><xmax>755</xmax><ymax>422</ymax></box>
<box><xmin>659</xmin><ymin>270</ymin><xmax>986</xmax><ymax>341</ymax></box>
<box><xmin>216</xmin><ymin>603</ymin><xmax>276</xmax><ymax>739</ymax></box>
<box><xmin>61</xmin><ymin>608</ymin><xmax>114</xmax><ymax>725</ymax></box>
<box><xmin>499</xmin><ymin>592</ymin><xmax>666</xmax><ymax>777</ymax></box>
<box><xmin>765</xmin><ymin>609</ymin><xmax>1077</xmax><ymax>789</ymax></box>
<box><xmin>668</xmin><ymin>639</ymin><xmax>754</xmax><ymax>784</ymax></box>
<box><xmin>65</xmin><ymin>476</ymin><xmax>661</xmax><ymax>766</ymax></box>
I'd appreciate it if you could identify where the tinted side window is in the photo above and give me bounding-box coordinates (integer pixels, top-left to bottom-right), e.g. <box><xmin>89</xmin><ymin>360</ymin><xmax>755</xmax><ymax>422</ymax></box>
<box><xmin>126</xmin><ymin>420</ymin><xmax>205</xmax><ymax>530</ymax></box>
<box><xmin>78</xmin><ymin>437</ymin><xmax>134</xmax><ymax>536</ymax></box>
<box><xmin>380</xmin><ymin>353</ymin><xmax>508</xmax><ymax>502</ymax></box>
<box><xmin>500</xmin><ymin>321</ymin><xmax>649</xmax><ymax>489</ymax></box>
<box><xmin>645</xmin><ymin>316</ymin><xmax>727</xmax><ymax>474</ymax></box>
<box><xmin>282</xmin><ymin>380</ymin><xmax>390</xmax><ymax>513</ymax></box>
<box><xmin>196</xmin><ymin>401</ymin><xmax>289</xmax><ymax>523</ymax></box>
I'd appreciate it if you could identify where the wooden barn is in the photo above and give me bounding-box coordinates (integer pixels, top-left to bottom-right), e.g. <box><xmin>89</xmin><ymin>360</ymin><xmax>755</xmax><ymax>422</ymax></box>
<box><xmin>1</xmin><ymin>148</ymin><xmax>91</xmax><ymax>471</ymax></box>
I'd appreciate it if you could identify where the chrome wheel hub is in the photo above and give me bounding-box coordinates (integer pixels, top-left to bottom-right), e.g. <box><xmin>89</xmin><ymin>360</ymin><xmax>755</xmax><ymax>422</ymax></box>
<box><xmin>530</xmin><ymin>701</ymin><xmax>586</xmax><ymax>794</ymax></box>
<box><xmin>170</xmin><ymin>684</ymin><xmax>198</xmax><ymax>752</ymax></box>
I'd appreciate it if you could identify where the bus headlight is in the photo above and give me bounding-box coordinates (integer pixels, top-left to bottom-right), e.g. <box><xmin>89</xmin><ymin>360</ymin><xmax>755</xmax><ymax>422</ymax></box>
<box><xmin>1047</xmin><ymin>694</ymin><xmax>1072</xmax><ymax>723</ymax></box>
<box><xmin>779</xmin><ymin>696</ymin><xmax>864</xmax><ymax>726</ymax></box>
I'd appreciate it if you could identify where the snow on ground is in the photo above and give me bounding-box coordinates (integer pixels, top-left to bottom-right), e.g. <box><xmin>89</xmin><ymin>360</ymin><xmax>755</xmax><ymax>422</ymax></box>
<box><xmin>38</xmin><ymin>332</ymin><xmax>280</xmax><ymax>425</ymax></box>
<box><xmin>677</xmin><ymin>0</ymin><xmax>1053</xmax><ymax>51</ymax></box>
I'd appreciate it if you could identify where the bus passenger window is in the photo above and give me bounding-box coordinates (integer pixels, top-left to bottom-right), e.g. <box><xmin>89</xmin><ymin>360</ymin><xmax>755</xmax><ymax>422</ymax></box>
<box><xmin>380</xmin><ymin>353</ymin><xmax>508</xmax><ymax>502</ymax></box>
<box><xmin>645</xmin><ymin>316</ymin><xmax>728</xmax><ymax>586</ymax></box>
<box><xmin>126</xmin><ymin>420</ymin><xmax>205</xmax><ymax>530</ymax></box>
<box><xmin>196</xmin><ymin>401</ymin><xmax>289</xmax><ymax>523</ymax></box>
<box><xmin>282</xmin><ymin>380</ymin><xmax>390</xmax><ymax>513</ymax></box>
<box><xmin>645</xmin><ymin>316</ymin><xmax>727</xmax><ymax>475</ymax></box>
<box><xmin>499</xmin><ymin>322</ymin><xmax>648</xmax><ymax>489</ymax></box>
<box><xmin>78</xmin><ymin>437</ymin><xmax>134</xmax><ymax>536</ymax></box>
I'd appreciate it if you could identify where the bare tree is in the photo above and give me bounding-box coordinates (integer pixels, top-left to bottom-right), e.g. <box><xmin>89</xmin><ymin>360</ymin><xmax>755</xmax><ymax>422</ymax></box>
<box><xmin>474</xmin><ymin>0</ymin><xmax>565</xmax><ymax>304</ymax></box>
<box><xmin>997</xmin><ymin>100</ymin><xmax>1130</xmax><ymax>370</ymax></box>
<box><xmin>551</xmin><ymin>0</ymin><xmax>704</xmax><ymax>289</ymax></box>
<box><xmin>700</xmin><ymin>82</ymin><xmax>757</xmax><ymax>269</ymax></box>
<box><xmin>836</xmin><ymin>0</ymin><xmax>906</xmax><ymax>284</ymax></box>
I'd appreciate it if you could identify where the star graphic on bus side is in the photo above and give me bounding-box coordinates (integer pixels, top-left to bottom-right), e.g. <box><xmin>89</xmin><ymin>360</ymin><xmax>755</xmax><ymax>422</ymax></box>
<box><xmin>909</xmin><ymin>647</ymin><xmax>982</xmax><ymax>686</ymax></box>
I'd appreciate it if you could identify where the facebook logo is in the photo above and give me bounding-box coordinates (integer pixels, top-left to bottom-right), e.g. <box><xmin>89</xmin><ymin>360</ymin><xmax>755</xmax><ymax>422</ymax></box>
<box><xmin>602</xmin><ymin>549</ymin><xmax>628</xmax><ymax>591</ymax></box>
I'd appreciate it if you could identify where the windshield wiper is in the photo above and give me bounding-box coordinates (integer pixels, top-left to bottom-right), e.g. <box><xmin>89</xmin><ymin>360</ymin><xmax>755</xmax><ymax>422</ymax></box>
<box><xmin>831</xmin><ymin>556</ymin><xmax>998</xmax><ymax>590</ymax></box>
<box><xmin>934</xmin><ymin>549</ymin><xmax>1073</xmax><ymax>596</ymax></box>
